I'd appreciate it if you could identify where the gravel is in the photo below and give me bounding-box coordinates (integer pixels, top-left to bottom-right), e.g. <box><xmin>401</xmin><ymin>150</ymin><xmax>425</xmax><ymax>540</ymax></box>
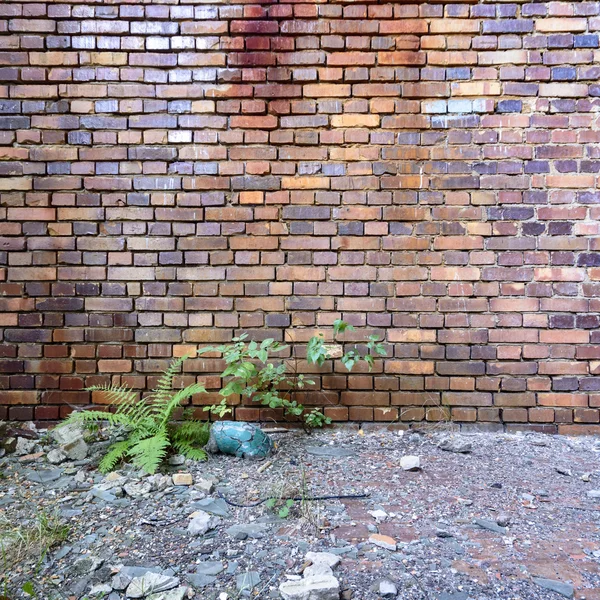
<box><xmin>1</xmin><ymin>425</ymin><xmax>599</xmax><ymax>599</ymax></box>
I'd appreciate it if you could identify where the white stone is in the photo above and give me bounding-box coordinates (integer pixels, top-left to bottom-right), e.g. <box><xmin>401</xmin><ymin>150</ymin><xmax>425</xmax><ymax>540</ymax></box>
<box><xmin>379</xmin><ymin>580</ymin><xmax>398</xmax><ymax>598</ymax></box>
<box><xmin>124</xmin><ymin>481</ymin><xmax>152</xmax><ymax>497</ymax></box>
<box><xmin>147</xmin><ymin>586</ymin><xmax>188</xmax><ymax>600</ymax></box>
<box><xmin>400</xmin><ymin>455</ymin><xmax>420</xmax><ymax>471</ymax></box>
<box><xmin>126</xmin><ymin>573</ymin><xmax>180</xmax><ymax>598</ymax></box>
<box><xmin>279</xmin><ymin>575</ymin><xmax>340</xmax><ymax>600</ymax></box>
<box><xmin>188</xmin><ymin>510</ymin><xmax>220</xmax><ymax>536</ymax></box>
<box><xmin>172</xmin><ymin>473</ymin><xmax>193</xmax><ymax>486</ymax></box>
<box><xmin>305</xmin><ymin>552</ymin><xmax>341</xmax><ymax>569</ymax></box>
<box><xmin>47</xmin><ymin>448</ymin><xmax>66</xmax><ymax>464</ymax></box>
<box><xmin>14</xmin><ymin>437</ymin><xmax>36</xmax><ymax>456</ymax></box>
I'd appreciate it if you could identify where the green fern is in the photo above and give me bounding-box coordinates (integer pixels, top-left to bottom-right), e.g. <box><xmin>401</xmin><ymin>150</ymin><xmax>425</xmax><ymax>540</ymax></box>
<box><xmin>61</xmin><ymin>356</ymin><xmax>208</xmax><ymax>474</ymax></box>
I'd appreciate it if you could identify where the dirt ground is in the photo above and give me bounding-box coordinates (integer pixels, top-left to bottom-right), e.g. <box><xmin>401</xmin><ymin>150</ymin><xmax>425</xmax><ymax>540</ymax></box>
<box><xmin>1</xmin><ymin>424</ymin><xmax>600</xmax><ymax>599</ymax></box>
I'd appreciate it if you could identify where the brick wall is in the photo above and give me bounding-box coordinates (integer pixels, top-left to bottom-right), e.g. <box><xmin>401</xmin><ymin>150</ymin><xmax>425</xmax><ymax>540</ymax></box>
<box><xmin>1</xmin><ymin>0</ymin><xmax>600</xmax><ymax>433</ymax></box>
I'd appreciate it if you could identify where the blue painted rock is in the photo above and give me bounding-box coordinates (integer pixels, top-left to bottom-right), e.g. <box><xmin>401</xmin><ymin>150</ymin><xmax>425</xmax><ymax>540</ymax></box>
<box><xmin>206</xmin><ymin>421</ymin><xmax>274</xmax><ymax>459</ymax></box>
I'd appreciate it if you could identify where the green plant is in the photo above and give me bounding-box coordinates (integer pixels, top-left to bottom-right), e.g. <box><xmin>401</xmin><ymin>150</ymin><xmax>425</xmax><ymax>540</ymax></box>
<box><xmin>62</xmin><ymin>356</ymin><xmax>209</xmax><ymax>474</ymax></box>
<box><xmin>266</xmin><ymin>497</ymin><xmax>295</xmax><ymax>519</ymax></box>
<box><xmin>202</xmin><ymin>320</ymin><xmax>387</xmax><ymax>429</ymax></box>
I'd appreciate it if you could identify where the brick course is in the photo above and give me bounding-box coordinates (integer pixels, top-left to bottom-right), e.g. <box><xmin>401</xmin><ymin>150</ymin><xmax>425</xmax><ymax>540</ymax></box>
<box><xmin>1</xmin><ymin>0</ymin><xmax>600</xmax><ymax>433</ymax></box>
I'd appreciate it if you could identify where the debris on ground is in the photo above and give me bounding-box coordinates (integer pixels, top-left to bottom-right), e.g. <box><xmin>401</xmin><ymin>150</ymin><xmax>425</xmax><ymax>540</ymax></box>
<box><xmin>1</xmin><ymin>425</ymin><xmax>599</xmax><ymax>599</ymax></box>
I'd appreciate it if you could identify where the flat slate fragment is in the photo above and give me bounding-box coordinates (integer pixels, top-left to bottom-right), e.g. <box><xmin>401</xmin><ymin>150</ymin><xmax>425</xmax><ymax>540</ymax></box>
<box><xmin>532</xmin><ymin>577</ymin><xmax>574</xmax><ymax>598</ymax></box>
<box><xmin>305</xmin><ymin>446</ymin><xmax>355</xmax><ymax>458</ymax></box>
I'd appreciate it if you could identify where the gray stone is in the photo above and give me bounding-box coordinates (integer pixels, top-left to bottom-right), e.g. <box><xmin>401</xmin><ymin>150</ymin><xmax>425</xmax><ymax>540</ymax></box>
<box><xmin>168</xmin><ymin>454</ymin><xmax>185</xmax><ymax>466</ymax></box>
<box><xmin>26</xmin><ymin>468</ymin><xmax>62</xmax><ymax>483</ymax></box>
<box><xmin>473</xmin><ymin>518</ymin><xmax>507</xmax><ymax>535</ymax></box>
<box><xmin>305</xmin><ymin>446</ymin><xmax>355</xmax><ymax>458</ymax></box>
<box><xmin>193</xmin><ymin>497</ymin><xmax>229</xmax><ymax>517</ymax></box>
<box><xmin>89</xmin><ymin>583</ymin><xmax>113</xmax><ymax>596</ymax></box>
<box><xmin>126</xmin><ymin>572</ymin><xmax>180</xmax><ymax>598</ymax></box>
<box><xmin>587</xmin><ymin>489</ymin><xmax>600</xmax><ymax>498</ymax></box>
<box><xmin>188</xmin><ymin>511</ymin><xmax>220</xmax><ymax>535</ymax></box>
<box><xmin>225</xmin><ymin>523</ymin><xmax>270</xmax><ymax>540</ymax></box>
<box><xmin>47</xmin><ymin>448</ymin><xmax>67</xmax><ymax>464</ymax></box>
<box><xmin>379</xmin><ymin>580</ymin><xmax>398</xmax><ymax>598</ymax></box>
<box><xmin>496</xmin><ymin>514</ymin><xmax>511</xmax><ymax>528</ymax></box>
<box><xmin>195</xmin><ymin>478</ymin><xmax>215</xmax><ymax>494</ymax></box>
<box><xmin>400</xmin><ymin>456</ymin><xmax>420</xmax><ymax>471</ymax></box>
<box><xmin>147</xmin><ymin>587</ymin><xmax>188</xmax><ymax>600</ymax></box>
<box><xmin>236</xmin><ymin>571</ymin><xmax>260</xmax><ymax>591</ymax></box>
<box><xmin>195</xmin><ymin>561</ymin><xmax>224</xmax><ymax>576</ymax></box>
<box><xmin>90</xmin><ymin>487</ymin><xmax>117</xmax><ymax>503</ymax></box>
<box><xmin>124</xmin><ymin>481</ymin><xmax>153</xmax><ymax>498</ymax></box>
<box><xmin>15</xmin><ymin>437</ymin><xmax>37</xmax><ymax>456</ymax></box>
<box><xmin>62</xmin><ymin>437</ymin><xmax>89</xmax><ymax>461</ymax></box>
<box><xmin>187</xmin><ymin>573</ymin><xmax>216</xmax><ymax>588</ymax></box>
<box><xmin>71</xmin><ymin>555</ymin><xmax>104</xmax><ymax>576</ymax></box>
<box><xmin>279</xmin><ymin>575</ymin><xmax>340</xmax><ymax>600</ymax></box>
<box><xmin>437</xmin><ymin>437</ymin><xmax>472</xmax><ymax>454</ymax></box>
<box><xmin>532</xmin><ymin>577</ymin><xmax>574</xmax><ymax>598</ymax></box>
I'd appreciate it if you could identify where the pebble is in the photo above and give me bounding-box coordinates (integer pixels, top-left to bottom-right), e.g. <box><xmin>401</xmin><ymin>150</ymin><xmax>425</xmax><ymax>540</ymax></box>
<box><xmin>400</xmin><ymin>456</ymin><xmax>420</xmax><ymax>471</ymax></box>
<box><xmin>437</xmin><ymin>437</ymin><xmax>472</xmax><ymax>454</ymax></box>
<box><xmin>280</xmin><ymin>575</ymin><xmax>340</xmax><ymax>600</ymax></box>
<box><xmin>172</xmin><ymin>473</ymin><xmax>193</xmax><ymax>486</ymax></box>
<box><xmin>188</xmin><ymin>510</ymin><xmax>220</xmax><ymax>536</ymax></box>
<box><xmin>126</xmin><ymin>572</ymin><xmax>180</xmax><ymax>598</ymax></box>
<box><xmin>532</xmin><ymin>577</ymin><xmax>574</xmax><ymax>598</ymax></box>
<box><xmin>473</xmin><ymin>518</ymin><xmax>508</xmax><ymax>535</ymax></box>
<box><xmin>379</xmin><ymin>579</ymin><xmax>398</xmax><ymax>597</ymax></box>
<box><xmin>236</xmin><ymin>571</ymin><xmax>260</xmax><ymax>591</ymax></box>
<box><xmin>369</xmin><ymin>534</ymin><xmax>397</xmax><ymax>551</ymax></box>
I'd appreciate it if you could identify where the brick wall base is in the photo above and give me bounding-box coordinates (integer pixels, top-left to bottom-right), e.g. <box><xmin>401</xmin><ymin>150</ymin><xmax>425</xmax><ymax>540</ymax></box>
<box><xmin>1</xmin><ymin>0</ymin><xmax>600</xmax><ymax>433</ymax></box>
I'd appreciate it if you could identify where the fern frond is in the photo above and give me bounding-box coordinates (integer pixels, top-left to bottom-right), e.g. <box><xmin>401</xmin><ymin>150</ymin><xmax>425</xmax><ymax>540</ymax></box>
<box><xmin>172</xmin><ymin>440</ymin><xmax>207</xmax><ymax>461</ymax></box>
<box><xmin>155</xmin><ymin>383</ymin><xmax>206</xmax><ymax>429</ymax></box>
<box><xmin>127</xmin><ymin>431</ymin><xmax>170</xmax><ymax>475</ymax></box>
<box><xmin>171</xmin><ymin>420</ymin><xmax>210</xmax><ymax>444</ymax></box>
<box><xmin>63</xmin><ymin>409</ymin><xmax>132</xmax><ymax>429</ymax></box>
<box><xmin>86</xmin><ymin>384</ymin><xmax>138</xmax><ymax>407</ymax></box>
<box><xmin>98</xmin><ymin>440</ymin><xmax>131</xmax><ymax>473</ymax></box>
<box><xmin>151</xmin><ymin>355</ymin><xmax>187</xmax><ymax>406</ymax></box>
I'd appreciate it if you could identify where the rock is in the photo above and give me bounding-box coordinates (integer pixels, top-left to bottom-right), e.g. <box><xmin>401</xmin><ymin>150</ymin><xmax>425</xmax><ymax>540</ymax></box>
<box><xmin>187</xmin><ymin>573</ymin><xmax>216</xmax><ymax>588</ymax></box>
<box><xmin>369</xmin><ymin>534</ymin><xmax>397</xmax><ymax>551</ymax></box>
<box><xmin>90</xmin><ymin>487</ymin><xmax>117</xmax><ymax>503</ymax></box>
<box><xmin>400</xmin><ymin>456</ymin><xmax>420</xmax><ymax>471</ymax></box>
<box><xmin>379</xmin><ymin>580</ymin><xmax>397</xmax><ymax>597</ymax></box>
<box><xmin>368</xmin><ymin>509</ymin><xmax>388</xmax><ymax>521</ymax></box>
<box><xmin>305</xmin><ymin>553</ymin><xmax>341</xmax><ymax>570</ymax></box>
<box><xmin>168</xmin><ymin>455</ymin><xmax>185</xmax><ymax>466</ymax></box>
<box><xmin>279</xmin><ymin>575</ymin><xmax>340</xmax><ymax>600</ymax></box>
<box><xmin>51</xmin><ymin>422</ymin><xmax>89</xmax><ymax>460</ymax></box>
<box><xmin>126</xmin><ymin>573</ymin><xmax>180</xmax><ymax>598</ymax></box>
<box><xmin>172</xmin><ymin>473</ymin><xmax>193</xmax><ymax>486</ymax></box>
<box><xmin>532</xmin><ymin>577</ymin><xmax>574</xmax><ymax>598</ymax></box>
<box><xmin>89</xmin><ymin>583</ymin><xmax>113</xmax><ymax>596</ymax></box>
<box><xmin>112</xmin><ymin>567</ymin><xmax>160</xmax><ymax>591</ymax></box>
<box><xmin>496</xmin><ymin>514</ymin><xmax>511</xmax><ymax>528</ymax></box>
<box><xmin>188</xmin><ymin>510</ymin><xmax>220</xmax><ymax>536</ymax></box>
<box><xmin>195</xmin><ymin>561</ymin><xmax>224</xmax><ymax>576</ymax></box>
<box><xmin>47</xmin><ymin>448</ymin><xmax>66</xmax><ymax>464</ymax></box>
<box><xmin>473</xmin><ymin>518</ymin><xmax>507</xmax><ymax>535</ymax></box>
<box><xmin>305</xmin><ymin>446</ymin><xmax>355</xmax><ymax>458</ymax></box>
<box><xmin>14</xmin><ymin>437</ymin><xmax>36</xmax><ymax>456</ymax></box>
<box><xmin>236</xmin><ymin>571</ymin><xmax>260</xmax><ymax>591</ymax></box>
<box><xmin>147</xmin><ymin>587</ymin><xmax>188</xmax><ymax>600</ymax></box>
<box><xmin>193</xmin><ymin>497</ymin><xmax>230</xmax><ymax>517</ymax></box>
<box><xmin>437</xmin><ymin>437</ymin><xmax>472</xmax><ymax>454</ymax></box>
<box><xmin>124</xmin><ymin>481</ymin><xmax>152</xmax><ymax>498</ymax></box>
<box><xmin>195</xmin><ymin>478</ymin><xmax>215</xmax><ymax>494</ymax></box>
<box><xmin>71</xmin><ymin>555</ymin><xmax>104</xmax><ymax>576</ymax></box>
<box><xmin>26</xmin><ymin>468</ymin><xmax>62</xmax><ymax>483</ymax></box>
<box><xmin>587</xmin><ymin>490</ymin><xmax>600</xmax><ymax>498</ymax></box>
<box><xmin>206</xmin><ymin>421</ymin><xmax>273</xmax><ymax>459</ymax></box>
<box><xmin>582</xmin><ymin>473</ymin><xmax>591</xmax><ymax>482</ymax></box>
<box><xmin>225</xmin><ymin>523</ymin><xmax>269</xmax><ymax>540</ymax></box>
<box><xmin>62</xmin><ymin>437</ymin><xmax>89</xmax><ymax>461</ymax></box>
